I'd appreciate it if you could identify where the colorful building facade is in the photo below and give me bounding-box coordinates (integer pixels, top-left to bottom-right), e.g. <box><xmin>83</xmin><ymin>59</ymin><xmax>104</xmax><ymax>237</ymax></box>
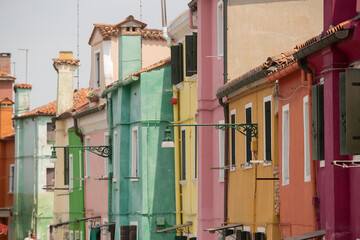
<box><xmin>168</xmin><ymin>9</ymin><xmax>198</xmax><ymax>238</ymax></box>
<box><xmin>12</xmin><ymin>83</ymin><xmax>55</xmax><ymax>240</ymax></box>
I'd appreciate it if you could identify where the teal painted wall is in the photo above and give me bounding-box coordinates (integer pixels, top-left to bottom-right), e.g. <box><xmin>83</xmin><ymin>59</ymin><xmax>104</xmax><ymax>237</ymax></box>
<box><xmin>68</xmin><ymin>128</ymin><xmax>85</xmax><ymax>239</ymax></box>
<box><xmin>118</xmin><ymin>35</ymin><xmax>142</xmax><ymax>80</ymax></box>
<box><xmin>13</xmin><ymin>116</ymin><xmax>54</xmax><ymax>240</ymax></box>
<box><xmin>110</xmin><ymin>64</ymin><xmax>176</xmax><ymax>240</ymax></box>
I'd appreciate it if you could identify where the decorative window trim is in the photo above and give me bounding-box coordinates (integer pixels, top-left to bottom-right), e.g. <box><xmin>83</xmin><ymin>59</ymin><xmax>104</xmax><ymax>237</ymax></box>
<box><xmin>282</xmin><ymin>104</ymin><xmax>290</xmax><ymax>186</ymax></box>
<box><xmin>230</xmin><ymin>110</ymin><xmax>236</xmax><ymax>171</ymax></box>
<box><xmin>303</xmin><ymin>96</ymin><xmax>311</xmax><ymax>182</ymax></box>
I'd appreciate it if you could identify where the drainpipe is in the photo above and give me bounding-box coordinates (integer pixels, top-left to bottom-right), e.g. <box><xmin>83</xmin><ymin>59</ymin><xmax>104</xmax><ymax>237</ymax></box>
<box><xmin>173</xmin><ymin>88</ymin><xmax>182</xmax><ymax>230</ymax></box>
<box><xmin>220</xmin><ymin>0</ymin><xmax>229</xmax><ymax>225</ymax></box>
<box><xmin>33</xmin><ymin>118</ymin><xmax>39</xmax><ymax>237</ymax></box>
<box><xmin>72</xmin><ymin>117</ymin><xmax>84</xmax><ymax>143</ymax></box>
<box><xmin>104</xmin><ymin>95</ymin><xmax>113</xmax><ymax>222</ymax></box>
<box><xmin>297</xmin><ymin>58</ymin><xmax>319</xmax><ymax>229</ymax></box>
<box><xmin>161</xmin><ymin>0</ymin><xmax>170</xmax><ymax>42</ymax></box>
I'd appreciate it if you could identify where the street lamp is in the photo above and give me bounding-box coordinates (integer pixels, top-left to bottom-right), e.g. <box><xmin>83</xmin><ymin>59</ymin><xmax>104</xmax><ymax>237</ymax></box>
<box><xmin>161</xmin><ymin>127</ymin><xmax>175</xmax><ymax>148</ymax></box>
<box><xmin>50</xmin><ymin>145</ymin><xmax>111</xmax><ymax>160</ymax></box>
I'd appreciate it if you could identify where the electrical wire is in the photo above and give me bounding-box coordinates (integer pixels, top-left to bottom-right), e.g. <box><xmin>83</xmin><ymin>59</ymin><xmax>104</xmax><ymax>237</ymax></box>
<box><xmin>277</xmin><ymin>84</ymin><xmax>308</xmax><ymax>101</ymax></box>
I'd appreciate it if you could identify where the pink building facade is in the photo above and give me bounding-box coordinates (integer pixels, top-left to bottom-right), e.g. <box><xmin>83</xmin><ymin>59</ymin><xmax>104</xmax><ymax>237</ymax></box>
<box><xmin>197</xmin><ymin>0</ymin><xmax>225</xmax><ymax>238</ymax></box>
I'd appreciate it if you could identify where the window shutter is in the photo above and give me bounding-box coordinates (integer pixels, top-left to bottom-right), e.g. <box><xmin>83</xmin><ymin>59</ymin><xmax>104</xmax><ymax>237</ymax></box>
<box><xmin>120</xmin><ymin>226</ymin><xmax>130</xmax><ymax>240</ymax></box>
<box><xmin>64</xmin><ymin>148</ymin><xmax>69</xmax><ymax>185</ymax></box>
<box><xmin>175</xmin><ymin>237</ymin><xmax>187</xmax><ymax>240</ymax></box>
<box><xmin>253</xmin><ymin>232</ymin><xmax>266</xmax><ymax>240</ymax></box>
<box><xmin>193</xmin><ymin>32</ymin><xmax>197</xmax><ymax>72</ymax></box>
<box><xmin>265</xmin><ymin>101</ymin><xmax>272</xmax><ymax>160</ymax></box>
<box><xmin>236</xmin><ymin>231</ymin><xmax>251</xmax><ymax>240</ymax></box>
<box><xmin>345</xmin><ymin>68</ymin><xmax>360</xmax><ymax>154</ymax></box>
<box><xmin>246</xmin><ymin>107</ymin><xmax>252</xmax><ymax>162</ymax></box>
<box><xmin>311</xmin><ymin>84</ymin><xmax>324</xmax><ymax>160</ymax></box>
<box><xmin>171</xmin><ymin>44</ymin><xmax>184</xmax><ymax>85</ymax></box>
<box><xmin>186</xmin><ymin>35</ymin><xmax>196</xmax><ymax>76</ymax></box>
<box><xmin>129</xmin><ymin>226</ymin><xmax>137</xmax><ymax>240</ymax></box>
<box><xmin>339</xmin><ymin>72</ymin><xmax>347</xmax><ymax>155</ymax></box>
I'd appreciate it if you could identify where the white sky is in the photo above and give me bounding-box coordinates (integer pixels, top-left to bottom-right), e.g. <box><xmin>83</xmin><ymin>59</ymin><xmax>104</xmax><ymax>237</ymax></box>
<box><xmin>0</xmin><ymin>0</ymin><xmax>189</xmax><ymax>108</ymax></box>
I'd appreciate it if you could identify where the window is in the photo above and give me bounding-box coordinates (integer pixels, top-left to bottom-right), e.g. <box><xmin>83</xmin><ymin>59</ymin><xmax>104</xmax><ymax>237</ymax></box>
<box><xmin>85</xmin><ymin>137</ymin><xmax>90</xmax><ymax>178</ymax></box>
<box><xmin>79</xmin><ymin>150</ymin><xmax>82</xmax><ymax>188</ymax></box>
<box><xmin>303</xmin><ymin>96</ymin><xmax>311</xmax><ymax>182</ymax></box>
<box><xmin>181</xmin><ymin>127</ymin><xmax>186</xmax><ymax>181</ymax></box>
<box><xmin>230</xmin><ymin>110</ymin><xmax>236</xmax><ymax>170</ymax></box>
<box><xmin>282</xmin><ymin>104</ymin><xmax>290</xmax><ymax>186</ymax></box>
<box><xmin>104</xmin><ymin>133</ymin><xmax>109</xmax><ymax>177</ymax></box>
<box><xmin>95</xmin><ymin>51</ymin><xmax>101</xmax><ymax>89</ymax></box>
<box><xmin>217</xmin><ymin>0</ymin><xmax>224</xmax><ymax>57</ymax></box>
<box><xmin>194</xmin><ymin>126</ymin><xmax>198</xmax><ymax>179</ymax></box>
<box><xmin>47</xmin><ymin>122</ymin><xmax>55</xmax><ymax>143</ymax></box>
<box><xmin>9</xmin><ymin>164</ymin><xmax>15</xmax><ymax>193</ymax></box>
<box><xmin>131</xmin><ymin>127</ymin><xmax>139</xmax><ymax>179</ymax></box>
<box><xmin>264</xmin><ymin>96</ymin><xmax>272</xmax><ymax>161</ymax></box>
<box><xmin>219</xmin><ymin>120</ymin><xmax>225</xmax><ymax>182</ymax></box>
<box><xmin>46</xmin><ymin>168</ymin><xmax>55</xmax><ymax>188</ymax></box>
<box><xmin>69</xmin><ymin>154</ymin><xmax>73</xmax><ymax>191</ymax></box>
<box><xmin>113</xmin><ymin>131</ymin><xmax>118</xmax><ymax>181</ymax></box>
<box><xmin>64</xmin><ymin>148</ymin><xmax>69</xmax><ymax>185</ymax></box>
<box><xmin>245</xmin><ymin>103</ymin><xmax>252</xmax><ymax>163</ymax></box>
<box><xmin>69</xmin><ymin>230</ymin><xmax>73</xmax><ymax>240</ymax></box>
<box><xmin>129</xmin><ymin>221</ymin><xmax>138</xmax><ymax>240</ymax></box>
<box><xmin>75</xmin><ymin>230</ymin><xmax>80</xmax><ymax>240</ymax></box>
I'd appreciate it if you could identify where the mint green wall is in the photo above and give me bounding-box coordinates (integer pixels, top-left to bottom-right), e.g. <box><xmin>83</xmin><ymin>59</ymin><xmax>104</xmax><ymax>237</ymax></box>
<box><xmin>13</xmin><ymin>116</ymin><xmax>54</xmax><ymax>240</ymax></box>
<box><xmin>68</xmin><ymin>128</ymin><xmax>85</xmax><ymax>239</ymax></box>
<box><xmin>118</xmin><ymin>35</ymin><xmax>142</xmax><ymax>80</ymax></box>
<box><xmin>110</xmin><ymin>64</ymin><xmax>175</xmax><ymax>240</ymax></box>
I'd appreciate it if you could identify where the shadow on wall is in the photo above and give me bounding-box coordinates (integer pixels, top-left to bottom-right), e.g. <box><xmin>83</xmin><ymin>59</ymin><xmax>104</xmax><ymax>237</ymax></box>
<box><xmin>229</xmin><ymin>0</ymin><xmax>302</xmax><ymax>6</ymax></box>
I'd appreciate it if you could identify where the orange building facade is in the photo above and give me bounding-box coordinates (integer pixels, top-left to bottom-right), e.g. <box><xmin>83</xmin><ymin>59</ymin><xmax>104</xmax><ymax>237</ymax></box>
<box><xmin>0</xmin><ymin>53</ymin><xmax>15</xmax><ymax>240</ymax></box>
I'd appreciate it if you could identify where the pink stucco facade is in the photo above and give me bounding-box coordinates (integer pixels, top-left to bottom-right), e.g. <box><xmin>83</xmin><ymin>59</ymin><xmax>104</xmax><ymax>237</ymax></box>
<box><xmin>197</xmin><ymin>0</ymin><xmax>225</xmax><ymax>238</ymax></box>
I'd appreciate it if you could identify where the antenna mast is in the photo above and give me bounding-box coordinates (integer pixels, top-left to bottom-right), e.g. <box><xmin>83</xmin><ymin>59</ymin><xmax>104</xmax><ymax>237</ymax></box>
<box><xmin>76</xmin><ymin>0</ymin><xmax>80</xmax><ymax>99</ymax></box>
<box><xmin>140</xmin><ymin>0</ymin><xmax>143</xmax><ymax>21</ymax></box>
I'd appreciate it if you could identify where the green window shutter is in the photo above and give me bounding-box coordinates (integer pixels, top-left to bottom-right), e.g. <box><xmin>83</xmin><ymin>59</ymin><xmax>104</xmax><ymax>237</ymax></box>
<box><xmin>265</xmin><ymin>101</ymin><xmax>272</xmax><ymax>160</ymax></box>
<box><xmin>345</xmin><ymin>68</ymin><xmax>360</xmax><ymax>154</ymax></box>
<box><xmin>311</xmin><ymin>84</ymin><xmax>324</xmax><ymax>160</ymax></box>
<box><xmin>185</xmin><ymin>34</ymin><xmax>197</xmax><ymax>76</ymax></box>
<box><xmin>64</xmin><ymin>148</ymin><xmax>69</xmax><ymax>185</ymax></box>
<box><xmin>246</xmin><ymin>107</ymin><xmax>252</xmax><ymax>162</ymax></box>
<box><xmin>339</xmin><ymin>72</ymin><xmax>347</xmax><ymax>155</ymax></box>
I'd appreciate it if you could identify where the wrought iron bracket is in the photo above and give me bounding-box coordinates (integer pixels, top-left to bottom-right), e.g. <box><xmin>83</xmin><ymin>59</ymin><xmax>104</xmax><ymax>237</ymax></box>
<box><xmin>170</xmin><ymin>123</ymin><xmax>258</xmax><ymax>138</ymax></box>
<box><xmin>52</xmin><ymin>145</ymin><xmax>111</xmax><ymax>158</ymax></box>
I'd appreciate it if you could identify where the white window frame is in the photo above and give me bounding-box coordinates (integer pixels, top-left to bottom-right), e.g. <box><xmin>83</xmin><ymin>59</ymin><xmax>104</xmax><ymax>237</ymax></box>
<box><xmin>303</xmin><ymin>96</ymin><xmax>311</xmax><ymax>182</ymax></box>
<box><xmin>113</xmin><ymin>131</ymin><xmax>118</xmax><ymax>182</ymax></box>
<box><xmin>79</xmin><ymin>150</ymin><xmax>82</xmax><ymax>188</ymax></box>
<box><xmin>69</xmin><ymin>154</ymin><xmax>73</xmax><ymax>191</ymax></box>
<box><xmin>131</xmin><ymin>126</ymin><xmax>139</xmax><ymax>181</ymax></box>
<box><xmin>217</xmin><ymin>0</ymin><xmax>224</xmax><ymax>58</ymax></box>
<box><xmin>69</xmin><ymin>230</ymin><xmax>73</xmax><ymax>240</ymax></box>
<box><xmin>230</xmin><ymin>109</ymin><xmax>236</xmax><ymax>171</ymax></box>
<box><xmin>94</xmin><ymin>50</ymin><xmax>101</xmax><ymax>89</ymax></box>
<box><xmin>104</xmin><ymin>132</ymin><xmax>109</xmax><ymax>177</ymax></box>
<box><xmin>282</xmin><ymin>104</ymin><xmax>290</xmax><ymax>186</ymax></box>
<box><xmin>75</xmin><ymin>230</ymin><xmax>79</xmax><ymax>240</ymax></box>
<box><xmin>9</xmin><ymin>164</ymin><xmax>15</xmax><ymax>193</ymax></box>
<box><xmin>245</xmin><ymin>103</ymin><xmax>253</xmax><ymax>169</ymax></box>
<box><xmin>85</xmin><ymin>136</ymin><xmax>90</xmax><ymax>178</ymax></box>
<box><xmin>130</xmin><ymin>221</ymin><xmax>138</xmax><ymax>240</ymax></box>
<box><xmin>263</xmin><ymin>95</ymin><xmax>272</xmax><ymax>166</ymax></box>
<box><xmin>219</xmin><ymin>120</ymin><xmax>225</xmax><ymax>182</ymax></box>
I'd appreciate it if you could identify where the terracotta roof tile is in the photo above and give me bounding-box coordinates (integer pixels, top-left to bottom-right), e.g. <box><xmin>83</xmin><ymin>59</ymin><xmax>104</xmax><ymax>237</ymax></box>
<box><xmin>52</xmin><ymin>58</ymin><xmax>80</xmax><ymax>66</ymax></box>
<box><xmin>14</xmin><ymin>83</ymin><xmax>32</xmax><ymax>91</ymax></box>
<box><xmin>141</xmin><ymin>29</ymin><xmax>165</xmax><ymax>40</ymax></box>
<box><xmin>1</xmin><ymin>131</ymin><xmax>15</xmax><ymax>140</ymax></box>
<box><xmin>18</xmin><ymin>88</ymin><xmax>88</xmax><ymax>118</ymax></box>
<box><xmin>0</xmin><ymin>97</ymin><xmax>14</xmax><ymax>104</ymax></box>
<box><xmin>0</xmin><ymin>72</ymin><xmax>15</xmax><ymax>81</ymax></box>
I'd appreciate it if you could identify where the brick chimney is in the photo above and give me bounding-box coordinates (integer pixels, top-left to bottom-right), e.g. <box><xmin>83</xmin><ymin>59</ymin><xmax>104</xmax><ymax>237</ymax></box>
<box><xmin>52</xmin><ymin>51</ymin><xmax>79</xmax><ymax>116</ymax></box>
<box><xmin>0</xmin><ymin>53</ymin><xmax>11</xmax><ymax>74</ymax></box>
<box><xmin>13</xmin><ymin>83</ymin><xmax>32</xmax><ymax>117</ymax></box>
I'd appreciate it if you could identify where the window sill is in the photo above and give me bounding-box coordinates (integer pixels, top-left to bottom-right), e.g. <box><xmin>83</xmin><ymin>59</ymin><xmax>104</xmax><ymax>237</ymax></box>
<box><xmin>263</xmin><ymin>160</ymin><xmax>272</xmax><ymax>167</ymax></box>
<box><xmin>179</xmin><ymin>180</ymin><xmax>187</xmax><ymax>186</ymax></box>
<box><xmin>130</xmin><ymin>177</ymin><xmax>139</xmax><ymax>182</ymax></box>
<box><xmin>244</xmin><ymin>162</ymin><xmax>253</xmax><ymax>169</ymax></box>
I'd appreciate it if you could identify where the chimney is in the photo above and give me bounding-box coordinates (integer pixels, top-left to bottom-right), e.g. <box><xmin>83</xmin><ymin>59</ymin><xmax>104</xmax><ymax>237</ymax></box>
<box><xmin>14</xmin><ymin>83</ymin><xmax>32</xmax><ymax>116</ymax></box>
<box><xmin>0</xmin><ymin>53</ymin><xmax>11</xmax><ymax>74</ymax></box>
<box><xmin>52</xmin><ymin>51</ymin><xmax>79</xmax><ymax>116</ymax></box>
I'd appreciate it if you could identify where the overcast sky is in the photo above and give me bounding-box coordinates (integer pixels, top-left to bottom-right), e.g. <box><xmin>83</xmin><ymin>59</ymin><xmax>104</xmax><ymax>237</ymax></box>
<box><xmin>0</xmin><ymin>0</ymin><xmax>189</xmax><ymax>108</ymax></box>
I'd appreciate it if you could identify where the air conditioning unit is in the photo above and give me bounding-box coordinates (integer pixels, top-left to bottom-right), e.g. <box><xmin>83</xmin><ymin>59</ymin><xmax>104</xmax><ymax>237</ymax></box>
<box><xmin>236</xmin><ymin>230</ymin><xmax>251</xmax><ymax>240</ymax></box>
<box><xmin>253</xmin><ymin>232</ymin><xmax>266</xmax><ymax>240</ymax></box>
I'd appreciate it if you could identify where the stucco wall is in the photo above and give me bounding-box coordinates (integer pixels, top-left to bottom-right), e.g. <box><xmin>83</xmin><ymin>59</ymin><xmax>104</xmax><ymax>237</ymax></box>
<box><xmin>227</xmin><ymin>0</ymin><xmax>323</xmax><ymax>80</ymax></box>
<box><xmin>141</xmin><ymin>39</ymin><xmax>170</xmax><ymax>68</ymax></box>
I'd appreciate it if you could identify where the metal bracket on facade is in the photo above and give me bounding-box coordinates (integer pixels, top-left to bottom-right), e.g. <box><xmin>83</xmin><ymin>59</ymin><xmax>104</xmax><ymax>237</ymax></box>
<box><xmin>52</xmin><ymin>145</ymin><xmax>111</xmax><ymax>158</ymax></box>
<box><xmin>170</xmin><ymin>123</ymin><xmax>258</xmax><ymax>138</ymax></box>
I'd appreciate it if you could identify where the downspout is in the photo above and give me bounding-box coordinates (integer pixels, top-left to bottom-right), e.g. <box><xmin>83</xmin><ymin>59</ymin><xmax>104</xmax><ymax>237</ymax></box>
<box><xmin>297</xmin><ymin>58</ymin><xmax>319</xmax><ymax>229</ymax></box>
<box><xmin>221</xmin><ymin>0</ymin><xmax>229</xmax><ymax>225</ymax></box>
<box><xmin>33</xmin><ymin>118</ymin><xmax>39</xmax><ymax>237</ymax></box>
<box><xmin>161</xmin><ymin>0</ymin><xmax>170</xmax><ymax>42</ymax></box>
<box><xmin>73</xmin><ymin>117</ymin><xmax>84</xmax><ymax>144</ymax></box>
<box><xmin>104</xmin><ymin>95</ymin><xmax>113</xmax><ymax>222</ymax></box>
<box><xmin>173</xmin><ymin>88</ymin><xmax>182</xmax><ymax>231</ymax></box>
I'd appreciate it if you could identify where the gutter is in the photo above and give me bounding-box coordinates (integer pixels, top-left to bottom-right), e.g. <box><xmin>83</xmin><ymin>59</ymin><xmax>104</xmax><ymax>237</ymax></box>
<box><xmin>267</xmin><ymin>61</ymin><xmax>299</xmax><ymax>82</ymax></box>
<box><xmin>101</xmin><ymin>77</ymin><xmax>139</xmax><ymax>99</ymax></box>
<box><xmin>293</xmin><ymin>30</ymin><xmax>349</xmax><ymax>60</ymax></box>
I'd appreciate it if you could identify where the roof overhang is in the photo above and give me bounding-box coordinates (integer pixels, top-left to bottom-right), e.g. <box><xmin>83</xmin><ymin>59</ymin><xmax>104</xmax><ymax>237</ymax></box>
<box><xmin>282</xmin><ymin>230</ymin><xmax>325</xmax><ymax>240</ymax></box>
